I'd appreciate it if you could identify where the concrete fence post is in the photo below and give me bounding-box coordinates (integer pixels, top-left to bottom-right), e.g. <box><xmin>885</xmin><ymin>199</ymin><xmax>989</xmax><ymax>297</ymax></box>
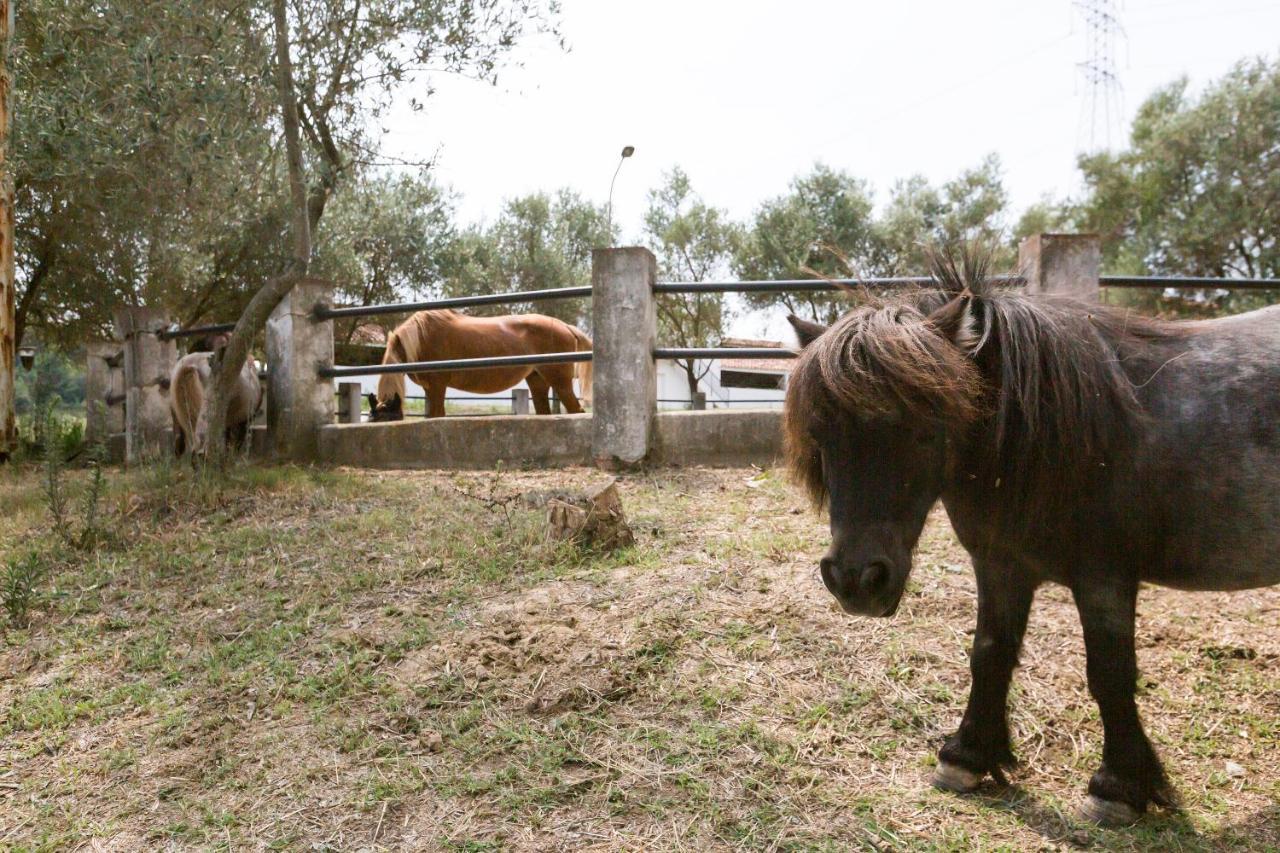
<box><xmin>1019</xmin><ymin>233</ymin><xmax>1101</xmax><ymax>301</ymax></box>
<box><xmin>266</xmin><ymin>279</ymin><xmax>335</xmax><ymax>461</ymax></box>
<box><xmin>84</xmin><ymin>342</ymin><xmax>125</xmax><ymax>446</ymax></box>
<box><xmin>512</xmin><ymin>388</ymin><xmax>530</xmax><ymax>415</ymax></box>
<box><xmin>112</xmin><ymin>307</ymin><xmax>176</xmax><ymax>464</ymax></box>
<box><xmin>591</xmin><ymin>247</ymin><xmax>657</xmax><ymax>469</ymax></box>
<box><xmin>337</xmin><ymin>381</ymin><xmax>362</xmax><ymax>424</ymax></box>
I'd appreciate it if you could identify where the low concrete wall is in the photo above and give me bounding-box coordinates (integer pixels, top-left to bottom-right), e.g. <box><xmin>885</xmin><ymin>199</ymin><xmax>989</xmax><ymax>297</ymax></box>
<box><xmin>318</xmin><ymin>414</ymin><xmax>593</xmax><ymax>470</ymax></box>
<box><xmin>314</xmin><ymin>409</ymin><xmax>784</xmax><ymax>470</ymax></box>
<box><xmin>652</xmin><ymin>409</ymin><xmax>783</xmax><ymax>467</ymax></box>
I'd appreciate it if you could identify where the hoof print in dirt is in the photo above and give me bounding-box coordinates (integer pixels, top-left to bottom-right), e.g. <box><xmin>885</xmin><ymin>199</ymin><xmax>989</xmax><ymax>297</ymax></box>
<box><xmin>546</xmin><ymin>478</ymin><xmax>634</xmax><ymax>552</ymax></box>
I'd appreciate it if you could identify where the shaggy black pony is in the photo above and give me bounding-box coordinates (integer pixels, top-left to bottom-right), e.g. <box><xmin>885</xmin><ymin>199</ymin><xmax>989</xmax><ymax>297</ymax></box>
<box><xmin>785</xmin><ymin>248</ymin><xmax>1280</xmax><ymax>824</ymax></box>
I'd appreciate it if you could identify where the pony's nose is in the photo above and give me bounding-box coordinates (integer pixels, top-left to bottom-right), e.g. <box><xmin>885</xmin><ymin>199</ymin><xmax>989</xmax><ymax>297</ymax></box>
<box><xmin>819</xmin><ymin>556</ymin><xmax>838</xmax><ymax>593</ymax></box>
<box><xmin>859</xmin><ymin>559</ymin><xmax>891</xmax><ymax>596</ymax></box>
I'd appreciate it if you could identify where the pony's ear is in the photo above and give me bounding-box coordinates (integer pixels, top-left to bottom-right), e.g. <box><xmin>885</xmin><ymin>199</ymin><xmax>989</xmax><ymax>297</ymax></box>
<box><xmin>367</xmin><ymin>393</ymin><xmax>378</xmax><ymax>409</ymax></box>
<box><xmin>787</xmin><ymin>314</ymin><xmax>828</xmax><ymax>348</ymax></box>
<box><xmin>928</xmin><ymin>295</ymin><xmax>981</xmax><ymax>354</ymax></box>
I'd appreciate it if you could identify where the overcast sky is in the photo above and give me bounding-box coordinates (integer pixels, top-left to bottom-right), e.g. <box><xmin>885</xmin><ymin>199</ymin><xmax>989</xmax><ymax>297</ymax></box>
<box><xmin>385</xmin><ymin>0</ymin><xmax>1279</xmax><ymax>233</ymax></box>
<box><xmin>380</xmin><ymin>0</ymin><xmax>1280</xmax><ymax>336</ymax></box>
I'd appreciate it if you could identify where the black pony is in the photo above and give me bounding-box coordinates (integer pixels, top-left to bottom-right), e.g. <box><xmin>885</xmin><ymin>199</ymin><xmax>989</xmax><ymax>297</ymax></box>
<box><xmin>784</xmin><ymin>248</ymin><xmax>1280</xmax><ymax>824</ymax></box>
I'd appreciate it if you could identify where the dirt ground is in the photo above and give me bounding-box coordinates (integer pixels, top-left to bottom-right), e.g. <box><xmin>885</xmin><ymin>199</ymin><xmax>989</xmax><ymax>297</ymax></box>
<box><xmin>1</xmin><ymin>463</ymin><xmax>1277</xmax><ymax>851</ymax></box>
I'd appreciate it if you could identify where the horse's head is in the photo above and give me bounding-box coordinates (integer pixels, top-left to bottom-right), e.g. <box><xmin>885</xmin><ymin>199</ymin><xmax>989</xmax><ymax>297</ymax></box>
<box><xmin>368</xmin><ymin>392</ymin><xmax>403</xmax><ymax>422</ymax></box>
<box><xmin>784</xmin><ymin>297</ymin><xmax>983</xmax><ymax>617</ymax></box>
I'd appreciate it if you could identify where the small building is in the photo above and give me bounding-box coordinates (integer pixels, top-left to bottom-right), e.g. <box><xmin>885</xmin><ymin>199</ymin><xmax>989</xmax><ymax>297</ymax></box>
<box><xmin>656</xmin><ymin>337</ymin><xmax>792</xmax><ymax>410</ymax></box>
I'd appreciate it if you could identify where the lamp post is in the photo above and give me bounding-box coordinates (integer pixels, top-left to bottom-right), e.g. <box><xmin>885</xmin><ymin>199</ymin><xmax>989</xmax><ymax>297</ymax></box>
<box><xmin>17</xmin><ymin>344</ymin><xmax>34</xmax><ymax>371</ymax></box>
<box><xmin>606</xmin><ymin>145</ymin><xmax>634</xmax><ymax>242</ymax></box>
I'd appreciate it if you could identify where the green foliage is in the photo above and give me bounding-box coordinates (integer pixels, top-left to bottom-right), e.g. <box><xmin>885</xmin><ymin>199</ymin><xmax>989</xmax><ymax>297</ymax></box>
<box><xmin>1069</xmin><ymin>57</ymin><xmax>1280</xmax><ymax>316</ymax></box>
<box><xmin>14</xmin><ymin>350</ymin><xmax>84</xmax><ymax>414</ymax></box>
<box><xmin>312</xmin><ymin>171</ymin><xmax>457</xmax><ymax>342</ymax></box>
<box><xmin>441</xmin><ymin>189</ymin><xmax>614</xmax><ymax>325</ymax></box>
<box><xmin>14</xmin><ymin>0</ymin><xmax>279</xmax><ymax>348</ymax></box>
<box><xmin>732</xmin><ymin>164</ymin><xmax>880</xmax><ymax>324</ymax></box>
<box><xmin>874</xmin><ymin>154</ymin><xmax>1011</xmax><ymax>274</ymax></box>
<box><xmin>643</xmin><ymin>168</ymin><xmax>739</xmax><ymax>394</ymax></box>
<box><xmin>2</xmin><ymin>551</ymin><xmax>46</xmax><ymax>628</ymax></box>
<box><xmin>13</xmin><ymin>0</ymin><xmax>561</xmax><ymax>349</ymax></box>
<box><xmin>732</xmin><ymin>159</ymin><xmax>1011</xmax><ymax>323</ymax></box>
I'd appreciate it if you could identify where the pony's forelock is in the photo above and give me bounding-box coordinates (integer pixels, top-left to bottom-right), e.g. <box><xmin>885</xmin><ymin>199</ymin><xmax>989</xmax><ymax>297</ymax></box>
<box><xmin>784</xmin><ymin>302</ymin><xmax>985</xmax><ymax>507</ymax></box>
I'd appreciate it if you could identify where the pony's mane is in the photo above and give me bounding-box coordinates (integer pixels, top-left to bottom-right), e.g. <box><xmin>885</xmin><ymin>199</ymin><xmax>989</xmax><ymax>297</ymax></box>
<box><xmin>785</xmin><ymin>246</ymin><xmax>1186</xmax><ymax>514</ymax></box>
<box><xmin>377</xmin><ymin>311</ymin><xmax>456</xmax><ymax>402</ymax></box>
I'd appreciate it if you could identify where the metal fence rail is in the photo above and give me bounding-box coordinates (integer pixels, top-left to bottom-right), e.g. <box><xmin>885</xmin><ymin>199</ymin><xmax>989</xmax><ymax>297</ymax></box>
<box><xmin>321</xmin><ymin>350</ymin><xmax>591</xmax><ymax>379</ymax></box>
<box><xmin>155</xmin><ymin>274</ymin><xmax>1280</xmax><ymax>342</ymax></box>
<box><xmin>314</xmin><ymin>285</ymin><xmax>593</xmax><ymax>321</ymax></box>
<box><xmin>654</xmin><ymin>274</ymin><xmax>1026</xmax><ymax>294</ymax></box>
<box><xmin>1100</xmin><ymin>275</ymin><xmax>1280</xmax><ymax>290</ymax></box>
<box><xmin>654</xmin><ymin>347</ymin><xmax>796</xmax><ymax>360</ymax></box>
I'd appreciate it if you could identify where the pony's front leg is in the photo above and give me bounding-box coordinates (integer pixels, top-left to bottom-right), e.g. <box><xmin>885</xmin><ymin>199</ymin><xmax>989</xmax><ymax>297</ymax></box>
<box><xmin>1072</xmin><ymin>576</ymin><xmax>1175</xmax><ymax>825</ymax></box>
<box><xmin>935</xmin><ymin>560</ymin><xmax>1035</xmax><ymax>793</ymax></box>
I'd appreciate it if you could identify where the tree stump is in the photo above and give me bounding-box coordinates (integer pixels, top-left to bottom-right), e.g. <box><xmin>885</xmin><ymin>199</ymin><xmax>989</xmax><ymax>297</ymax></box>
<box><xmin>546</xmin><ymin>478</ymin><xmax>635</xmax><ymax>552</ymax></box>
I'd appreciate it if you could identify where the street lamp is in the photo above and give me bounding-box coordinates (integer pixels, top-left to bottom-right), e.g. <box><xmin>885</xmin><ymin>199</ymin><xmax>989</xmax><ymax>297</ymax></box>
<box><xmin>606</xmin><ymin>145</ymin><xmax>635</xmax><ymax>242</ymax></box>
<box><xmin>17</xmin><ymin>345</ymin><xmax>35</xmax><ymax>371</ymax></box>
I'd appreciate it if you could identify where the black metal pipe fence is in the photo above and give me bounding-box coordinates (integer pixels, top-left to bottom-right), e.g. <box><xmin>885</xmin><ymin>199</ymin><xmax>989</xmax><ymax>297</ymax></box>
<box><xmin>654</xmin><ymin>275</ymin><xmax>1025</xmax><ymax>294</ymax></box>
<box><xmin>320</xmin><ymin>350</ymin><xmax>590</xmax><ymax>379</ymax></box>
<box><xmin>157</xmin><ymin>274</ymin><xmax>1280</xmax><ymax>343</ymax></box>
<box><xmin>314</xmin><ymin>285</ymin><xmax>593</xmax><ymax>320</ymax></box>
<box><xmin>1099</xmin><ymin>275</ymin><xmax>1280</xmax><ymax>290</ymax></box>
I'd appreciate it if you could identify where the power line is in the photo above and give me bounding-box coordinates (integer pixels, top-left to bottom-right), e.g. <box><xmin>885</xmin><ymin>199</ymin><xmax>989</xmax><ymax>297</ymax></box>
<box><xmin>1074</xmin><ymin>0</ymin><xmax>1127</xmax><ymax>151</ymax></box>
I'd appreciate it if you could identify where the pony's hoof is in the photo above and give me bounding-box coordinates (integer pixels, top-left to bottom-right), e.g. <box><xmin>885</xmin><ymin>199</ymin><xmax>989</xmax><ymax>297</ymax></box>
<box><xmin>932</xmin><ymin>761</ymin><xmax>983</xmax><ymax>793</ymax></box>
<box><xmin>1078</xmin><ymin>795</ymin><xmax>1140</xmax><ymax>827</ymax></box>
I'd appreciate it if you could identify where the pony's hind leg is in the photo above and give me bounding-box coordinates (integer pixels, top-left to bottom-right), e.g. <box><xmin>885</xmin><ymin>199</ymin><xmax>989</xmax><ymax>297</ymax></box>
<box><xmin>1071</xmin><ymin>574</ymin><xmax>1176</xmax><ymax>824</ymax></box>
<box><xmin>526</xmin><ymin>372</ymin><xmax>552</xmax><ymax>415</ymax></box>
<box><xmin>426</xmin><ymin>382</ymin><xmax>447</xmax><ymax>418</ymax></box>
<box><xmin>546</xmin><ymin>368</ymin><xmax>583</xmax><ymax>414</ymax></box>
<box><xmin>936</xmin><ymin>560</ymin><xmax>1035</xmax><ymax>793</ymax></box>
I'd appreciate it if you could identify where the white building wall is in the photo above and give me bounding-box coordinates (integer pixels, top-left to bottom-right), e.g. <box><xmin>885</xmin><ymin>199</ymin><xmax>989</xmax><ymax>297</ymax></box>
<box><xmin>337</xmin><ymin>360</ymin><xmax>784</xmax><ymax>414</ymax></box>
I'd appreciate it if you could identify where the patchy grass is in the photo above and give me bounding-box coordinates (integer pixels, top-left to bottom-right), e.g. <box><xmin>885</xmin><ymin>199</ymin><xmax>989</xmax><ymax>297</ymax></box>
<box><xmin>1</xmin><ymin>462</ymin><xmax>1277</xmax><ymax>850</ymax></box>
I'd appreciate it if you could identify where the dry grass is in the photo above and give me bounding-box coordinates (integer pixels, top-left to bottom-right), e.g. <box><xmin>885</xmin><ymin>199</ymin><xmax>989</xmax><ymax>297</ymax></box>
<box><xmin>1</xmin><ymin>462</ymin><xmax>1277</xmax><ymax>851</ymax></box>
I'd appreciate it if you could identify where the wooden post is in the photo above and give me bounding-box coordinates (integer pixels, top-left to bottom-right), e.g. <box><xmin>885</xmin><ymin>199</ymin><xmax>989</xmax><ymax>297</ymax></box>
<box><xmin>512</xmin><ymin>388</ymin><xmax>530</xmax><ymax>415</ymax></box>
<box><xmin>337</xmin><ymin>381</ymin><xmax>361</xmax><ymax>424</ymax></box>
<box><xmin>591</xmin><ymin>247</ymin><xmax>657</xmax><ymax>469</ymax></box>
<box><xmin>113</xmin><ymin>308</ymin><xmax>177</xmax><ymax>464</ymax></box>
<box><xmin>0</xmin><ymin>0</ymin><xmax>15</xmax><ymax>460</ymax></box>
<box><xmin>1019</xmin><ymin>234</ymin><xmax>1101</xmax><ymax>301</ymax></box>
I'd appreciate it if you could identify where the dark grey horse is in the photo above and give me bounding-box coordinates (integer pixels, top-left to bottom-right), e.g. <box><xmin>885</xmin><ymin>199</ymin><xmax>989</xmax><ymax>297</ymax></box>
<box><xmin>783</xmin><ymin>249</ymin><xmax>1280</xmax><ymax>825</ymax></box>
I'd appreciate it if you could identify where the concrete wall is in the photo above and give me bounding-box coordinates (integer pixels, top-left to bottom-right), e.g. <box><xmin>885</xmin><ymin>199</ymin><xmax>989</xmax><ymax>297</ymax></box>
<box><xmin>314</xmin><ymin>410</ymin><xmax>783</xmax><ymax>470</ymax></box>
<box><xmin>318</xmin><ymin>413</ymin><xmax>593</xmax><ymax>470</ymax></box>
<box><xmin>652</xmin><ymin>410</ymin><xmax>782</xmax><ymax>466</ymax></box>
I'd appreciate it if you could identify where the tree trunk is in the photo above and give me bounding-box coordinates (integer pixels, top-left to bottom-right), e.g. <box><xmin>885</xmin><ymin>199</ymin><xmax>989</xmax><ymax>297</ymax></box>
<box><xmin>0</xmin><ymin>0</ymin><xmax>15</xmax><ymax>461</ymax></box>
<box><xmin>682</xmin><ymin>359</ymin><xmax>700</xmax><ymax>399</ymax></box>
<box><xmin>201</xmin><ymin>0</ymin><xmax>312</xmax><ymax>462</ymax></box>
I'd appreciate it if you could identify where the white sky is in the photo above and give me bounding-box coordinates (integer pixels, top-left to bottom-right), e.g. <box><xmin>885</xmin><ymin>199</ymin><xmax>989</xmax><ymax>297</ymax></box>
<box><xmin>380</xmin><ymin>0</ymin><xmax>1280</xmax><ymax>335</ymax></box>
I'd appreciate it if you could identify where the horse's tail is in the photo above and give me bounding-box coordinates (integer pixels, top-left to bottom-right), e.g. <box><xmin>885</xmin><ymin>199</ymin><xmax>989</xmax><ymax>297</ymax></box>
<box><xmin>570</xmin><ymin>326</ymin><xmax>593</xmax><ymax>406</ymax></box>
<box><xmin>170</xmin><ymin>360</ymin><xmax>205</xmax><ymax>456</ymax></box>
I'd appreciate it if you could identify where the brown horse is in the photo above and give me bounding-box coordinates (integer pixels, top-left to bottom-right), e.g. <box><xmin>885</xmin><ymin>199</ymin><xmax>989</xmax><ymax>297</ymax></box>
<box><xmin>169</xmin><ymin>351</ymin><xmax>263</xmax><ymax>457</ymax></box>
<box><xmin>368</xmin><ymin>310</ymin><xmax>593</xmax><ymax>420</ymax></box>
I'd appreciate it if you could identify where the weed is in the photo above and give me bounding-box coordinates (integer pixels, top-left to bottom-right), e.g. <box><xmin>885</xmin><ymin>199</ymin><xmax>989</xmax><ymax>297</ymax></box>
<box><xmin>2</xmin><ymin>551</ymin><xmax>47</xmax><ymax>627</ymax></box>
